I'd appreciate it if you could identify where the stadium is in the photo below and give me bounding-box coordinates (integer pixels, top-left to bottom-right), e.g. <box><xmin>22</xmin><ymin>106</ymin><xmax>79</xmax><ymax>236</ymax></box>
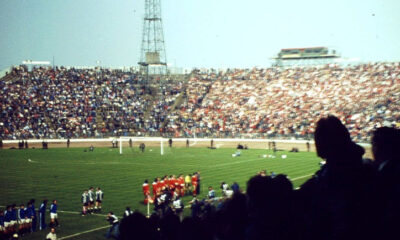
<box><xmin>1</xmin><ymin>1</ymin><xmax>400</xmax><ymax>240</ymax></box>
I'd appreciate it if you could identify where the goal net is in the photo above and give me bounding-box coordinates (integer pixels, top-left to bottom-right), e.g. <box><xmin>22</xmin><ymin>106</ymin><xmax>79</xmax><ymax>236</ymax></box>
<box><xmin>119</xmin><ymin>137</ymin><xmax>165</xmax><ymax>155</ymax></box>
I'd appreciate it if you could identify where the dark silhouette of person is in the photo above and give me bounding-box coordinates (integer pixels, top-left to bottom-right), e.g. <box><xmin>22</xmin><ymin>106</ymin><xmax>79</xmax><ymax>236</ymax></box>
<box><xmin>371</xmin><ymin>127</ymin><xmax>400</xmax><ymax>170</ymax></box>
<box><xmin>67</xmin><ymin>138</ymin><xmax>70</xmax><ymax>148</ymax></box>
<box><xmin>24</xmin><ymin>140</ymin><xmax>28</xmax><ymax>149</ymax></box>
<box><xmin>214</xmin><ymin>192</ymin><xmax>248</xmax><ymax>240</ymax></box>
<box><xmin>231</xmin><ymin>182</ymin><xmax>240</xmax><ymax>193</ymax></box>
<box><xmin>180</xmin><ymin>216</ymin><xmax>213</xmax><ymax>240</ymax></box>
<box><xmin>159</xmin><ymin>211</ymin><xmax>180</xmax><ymax>240</ymax></box>
<box><xmin>306</xmin><ymin>141</ymin><xmax>310</xmax><ymax>152</ymax></box>
<box><xmin>296</xmin><ymin>115</ymin><xmax>373</xmax><ymax>240</ymax></box>
<box><xmin>186</xmin><ymin>139</ymin><xmax>189</xmax><ymax>147</ymax></box>
<box><xmin>370</xmin><ymin>127</ymin><xmax>400</xmax><ymax>239</ymax></box>
<box><xmin>118</xmin><ymin>211</ymin><xmax>158</xmax><ymax>240</ymax></box>
<box><xmin>246</xmin><ymin>174</ymin><xmax>294</xmax><ymax>240</ymax></box>
<box><xmin>168</xmin><ymin>138</ymin><xmax>172</xmax><ymax>148</ymax></box>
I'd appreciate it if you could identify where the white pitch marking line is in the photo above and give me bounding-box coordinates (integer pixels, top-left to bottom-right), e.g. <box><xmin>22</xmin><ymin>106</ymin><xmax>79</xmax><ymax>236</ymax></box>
<box><xmin>290</xmin><ymin>174</ymin><xmax>314</xmax><ymax>181</ymax></box>
<box><xmin>58</xmin><ymin>210</ymin><xmax>109</xmax><ymax>217</ymax></box>
<box><xmin>58</xmin><ymin>225</ymin><xmax>110</xmax><ymax>240</ymax></box>
<box><xmin>212</xmin><ymin>157</ymin><xmax>261</xmax><ymax>168</ymax></box>
<box><xmin>0</xmin><ymin>206</ymin><xmax>110</xmax><ymax>218</ymax></box>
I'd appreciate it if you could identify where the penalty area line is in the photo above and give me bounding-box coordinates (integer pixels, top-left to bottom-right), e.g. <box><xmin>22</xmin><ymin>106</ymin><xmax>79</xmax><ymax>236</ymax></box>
<box><xmin>58</xmin><ymin>225</ymin><xmax>110</xmax><ymax>240</ymax></box>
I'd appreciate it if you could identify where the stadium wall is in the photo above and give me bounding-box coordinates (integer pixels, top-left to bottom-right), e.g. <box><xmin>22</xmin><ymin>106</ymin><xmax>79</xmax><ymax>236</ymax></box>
<box><xmin>1</xmin><ymin>137</ymin><xmax>372</xmax><ymax>157</ymax></box>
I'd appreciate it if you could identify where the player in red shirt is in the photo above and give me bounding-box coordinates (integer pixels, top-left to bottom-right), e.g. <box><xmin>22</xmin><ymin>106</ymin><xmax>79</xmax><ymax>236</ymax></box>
<box><xmin>142</xmin><ymin>180</ymin><xmax>150</xmax><ymax>204</ymax></box>
<box><xmin>157</xmin><ymin>177</ymin><xmax>164</xmax><ymax>194</ymax></box>
<box><xmin>170</xmin><ymin>175</ymin><xmax>179</xmax><ymax>195</ymax></box>
<box><xmin>160</xmin><ymin>176</ymin><xmax>167</xmax><ymax>190</ymax></box>
<box><xmin>169</xmin><ymin>175</ymin><xmax>176</xmax><ymax>189</ymax></box>
<box><xmin>163</xmin><ymin>175</ymin><xmax>170</xmax><ymax>189</ymax></box>
<box><xmin>177</xmin><ymin>174</ymin><xmax>185</xmax><ymax>196</ymax></box>
<box><xmin>191</xmin><ymin>173</ymin><xmax>198</xmax><ymax>196</ymax></box>
<box><xmin>152</xmin><ymin>178</ymin><xmax>158</xmax><ymax>198</ymax></box>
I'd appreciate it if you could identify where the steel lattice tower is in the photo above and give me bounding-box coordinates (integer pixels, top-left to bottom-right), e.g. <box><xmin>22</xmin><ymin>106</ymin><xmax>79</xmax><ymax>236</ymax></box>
<box><xmin>139</xmin><ymin>0</ymin><xmax>167</xmax><ymax>75</ymax></box>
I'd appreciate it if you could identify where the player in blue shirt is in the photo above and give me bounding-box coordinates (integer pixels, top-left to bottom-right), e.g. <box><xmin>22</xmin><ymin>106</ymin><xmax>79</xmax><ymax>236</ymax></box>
<box><xmin>28</xmin><ymin>199</ymin><xmax>37</xmax><ymax>232</ymax></box>
<box><xmin>26</xmin><ymin>202</ymin><xmax>33</xmax><ymax>234</ymax></box>
<box><xmin>17</xmin><ymin>204</ymin><xmax>27</xmax><ymax>235</ymax></box>
<box><xmin>4</xmin><ymin>205</ymin><xmax>14</xmax><ymax>236</ymax></box>
<box><xmin>10</xmin><ymin>204</ymin><xmax>17</xmax><ymax>231</ymax></box>
<box><xmin>49</xmin><ymin>200</ymin><xmax>59</xmax><ymax>228</ymax></box>
<box><xmin>39</xmin><ymin>199</ymin><xmax>48</xmax><ymax>230</ymax></box>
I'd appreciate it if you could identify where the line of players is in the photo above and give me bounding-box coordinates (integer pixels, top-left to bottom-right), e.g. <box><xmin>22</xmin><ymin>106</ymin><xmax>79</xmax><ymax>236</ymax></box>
<box><xmin>143</xmin><ymin>172</ymin><xmax>201</xmax><ymax>204</ymax></box>
<box><xmin>141</xmin><ymin>173</ymin><xmax>201</xmax><ymax>220</ymax></box>
<box><xmin>81</xmin><ymin>187</ymin><xmax>104</xmax><ymax>216</ymax></box>
<box><xmin>142</xmin><ymin>172</ymin><xmax>201</xmax><ymax>204</ymax></box>
<box><xmin>0</xmin><ymin>199</ymin><xmax>59</xmax><ymax>239</ymax></box>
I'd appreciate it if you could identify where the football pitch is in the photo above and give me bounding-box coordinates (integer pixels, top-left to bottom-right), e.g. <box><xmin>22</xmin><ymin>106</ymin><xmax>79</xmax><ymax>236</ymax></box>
<box><xmin>0</xmin><ymin>146</ymin><xmax>321</xmax><ymax>239</ymax></box>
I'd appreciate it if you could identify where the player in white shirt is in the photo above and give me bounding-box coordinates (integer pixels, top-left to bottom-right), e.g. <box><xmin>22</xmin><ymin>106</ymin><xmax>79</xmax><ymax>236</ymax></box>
<box><xmin>172</xmin><ymin>196</ymin><xmax>184</xmax><ymax>221</ymax></box>
<box><xmin>88</xmin><ymin>187</ymin><xmax>95</xmax><ymax>214</ymax></box>
<box><xmin>95</xmin><ymin>187</ymin><xmax>104</xmax><ymax>213</ymax></box>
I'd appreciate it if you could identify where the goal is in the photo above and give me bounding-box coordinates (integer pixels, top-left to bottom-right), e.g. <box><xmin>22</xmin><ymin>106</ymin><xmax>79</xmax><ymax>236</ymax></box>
<box><xmin>119</xmin><ymin>137</ymin><xmax>165</xmax><ymax>155</ymax></box>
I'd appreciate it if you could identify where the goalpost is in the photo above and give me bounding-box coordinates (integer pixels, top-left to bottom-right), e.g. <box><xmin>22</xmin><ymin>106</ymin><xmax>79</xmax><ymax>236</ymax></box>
<box><xmin>119</xmin><ymin>137</ymin><xmax>165</xmax><ymax>155</ymax></box>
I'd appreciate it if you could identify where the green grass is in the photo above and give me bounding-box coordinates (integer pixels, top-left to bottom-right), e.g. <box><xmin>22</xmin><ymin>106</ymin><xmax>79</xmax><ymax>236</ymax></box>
<box><xmin>0</xmin><ymin>147</ymin><xmax>321</xmax><ymax>239</ymax></box>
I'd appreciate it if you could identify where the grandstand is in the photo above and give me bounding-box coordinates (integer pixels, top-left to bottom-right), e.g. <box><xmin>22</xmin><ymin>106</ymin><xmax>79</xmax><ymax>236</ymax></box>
<box><xmin>1</xmin><ymin>63</ymin><xmax>399</xmax><ymax>143</ymax></box>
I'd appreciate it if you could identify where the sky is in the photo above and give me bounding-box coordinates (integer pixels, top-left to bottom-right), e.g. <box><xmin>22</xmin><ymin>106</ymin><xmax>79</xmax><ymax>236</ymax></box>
<box><xmin>1</xmin><ymin>0</ymin><xmax>400</xmax><ymax>70</ymax></box>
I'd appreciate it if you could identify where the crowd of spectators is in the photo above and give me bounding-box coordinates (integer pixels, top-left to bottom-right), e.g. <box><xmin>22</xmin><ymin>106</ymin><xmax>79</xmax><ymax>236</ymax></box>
<box><xmin>114</xmin><ymin>116</ymin><xmax>400</xmax><ymax>240</ymax></box>
<box><xmin>165</xmin><ymin>69</ymin><xmax>214</xmax><ymax>137</ymax></box>
<box><xmin>0</xmin><ymin>66</ymin><xmax>182</xmax><ymax>139</ymax></box>
<box><xmin>174</xmin><ymin>63</ymin><xmax>400</xmax><ymax>142</ymax></box>
<box><xmin>1</xmin><ymin>63</ymin><xmax>399</xmax><ymax>142</ymax></box>
<box><xmin>147</xmin><ymin>80</ymin><xmax>184</xmax><ymax>135</ymax></box>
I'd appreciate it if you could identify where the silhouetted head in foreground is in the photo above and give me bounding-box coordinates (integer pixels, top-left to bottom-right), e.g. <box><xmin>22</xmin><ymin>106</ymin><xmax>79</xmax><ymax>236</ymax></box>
<box><xmin>314</xmin><ymin>115</ymin><xmax>364</xmax><ymax>162</ymax></box>
<box><xmin>247</xmin><ymin>174</ymin><xmax>292</xmax><ymax>218</ymax></box>
<box><xmin>372</xmin><ymin>126</ymin><xmax>400</xmax><ymax>165</ymax></box>
<box><xmin>119</xmin><ymin>211</ymin><xmax>158</xmax><ymax>240</ymax></box>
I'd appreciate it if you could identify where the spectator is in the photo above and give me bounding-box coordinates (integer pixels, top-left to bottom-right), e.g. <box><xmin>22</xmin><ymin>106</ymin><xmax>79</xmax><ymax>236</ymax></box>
<box><xmin>45</xmin><ymin>228</ymin><xmax>57</xmax><ymax>240</ymax></box>
<box><xmin>297</xmin><ymin>115</ymin><xmax>374</xmax><ymax>240</ymax></box>
<box><xmin>371</xmin><ymin>127</ymin><xmax>400</xmax><ymax>239</ymax></box>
